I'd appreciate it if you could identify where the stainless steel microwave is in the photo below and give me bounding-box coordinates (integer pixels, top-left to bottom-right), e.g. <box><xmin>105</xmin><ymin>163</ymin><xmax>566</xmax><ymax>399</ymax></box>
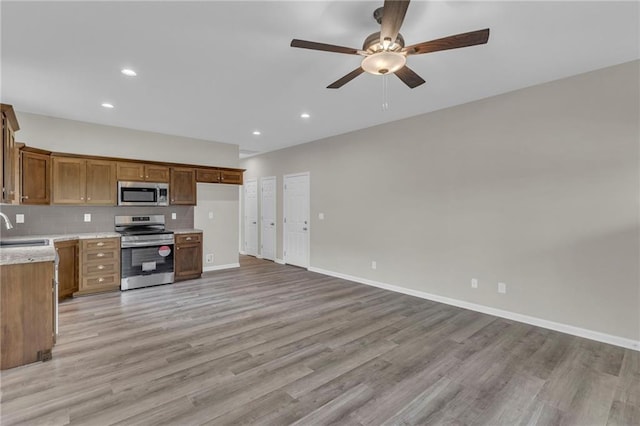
<box><xmin>117</xmin><ymin>181</ymin><xmax>169</xmax><ymax>206</ymax></box>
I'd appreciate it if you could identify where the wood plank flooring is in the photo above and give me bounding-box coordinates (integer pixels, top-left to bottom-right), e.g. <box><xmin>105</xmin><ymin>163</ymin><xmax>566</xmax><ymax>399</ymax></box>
<box><xmin>1</xmin><ymin>256</ymin><xmax>638</xmax><ymax>425</ymax></box>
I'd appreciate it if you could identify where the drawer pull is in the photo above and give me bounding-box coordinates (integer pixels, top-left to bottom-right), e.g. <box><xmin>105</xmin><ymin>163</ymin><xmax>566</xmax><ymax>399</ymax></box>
<box><xmin>186</xmin><ymin>237</ymin><xmax>192</xmax><ymax>241</ymax></box>
<box><xmin>98</xmin><ymin>278</ymin><xmax>105</xmax><ymax>283</ymax></box>
<box><xmin>98</xmin><ymin>265</ymin><xmax>105</xmax><ymax>270</ymax></box>
<box><xmin>97</xmin><ymin>242</ymin><xmax>104</xmax><ymax>247</ymax></box>
<box><xmin>96</xmin><ymin>253</ymin><xmax>105</xmax><ymax>257</ymax></box>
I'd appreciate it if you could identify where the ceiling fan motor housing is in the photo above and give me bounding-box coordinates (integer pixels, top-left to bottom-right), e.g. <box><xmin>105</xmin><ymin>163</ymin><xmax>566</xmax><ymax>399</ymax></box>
<box><xmin>363</xmin><ymin>31</ymin><xmax>405</xmax><ymax>53</ymax></box>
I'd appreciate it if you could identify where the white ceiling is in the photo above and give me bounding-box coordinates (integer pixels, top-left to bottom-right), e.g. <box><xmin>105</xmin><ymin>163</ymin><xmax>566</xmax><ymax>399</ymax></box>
<box><xmin>1</xmin><ymin>1</ymin><xmax>638</xmax><ymax>157</ymax></box>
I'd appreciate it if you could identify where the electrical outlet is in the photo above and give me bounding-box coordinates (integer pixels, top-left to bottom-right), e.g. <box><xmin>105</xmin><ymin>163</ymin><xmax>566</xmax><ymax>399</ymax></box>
<box><xmin>206</xmin><ymin>254</ymin><xmax>214</xmax><ymax>263</ymax></box>
<box><xmin>471</xmin><ymin>278</ymin><xmax>478</xmax><ymax>289</ymax></box>
<box><xmin>171</xmin><ymin>212</ymin><xmax>177</xmax><ymax>220</ymax></box>
<box><xmin>15</xmin><ymin>214</ymin><xmax>24</xmax><ymax>224</ymax></box>
<box><xmin>318</xmin><ymin>213</ymin><xmax>325</xmax><ymax>220</ymax></box>
<box><xmin>498</xmin><ymin>282</ymin><xmax>507</xmax><ymax>294</ymax></box>
<box><xmin>371</xmin><ymin>261</ymin><xmax>377</xmax><ymax>270</ymax></box>
<box><xmin>84</xmin><ymin>213</ymin><xmax>91</xmax><ymax>222</ymax></box>
<box><xmin>208</xmin><ymin>211</ymin><xmax>214</xmax><ymax>219</ymax></box>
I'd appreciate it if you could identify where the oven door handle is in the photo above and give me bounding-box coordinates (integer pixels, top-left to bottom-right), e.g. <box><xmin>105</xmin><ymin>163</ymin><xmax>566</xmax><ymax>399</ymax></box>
<box><xmin>121</xmin><ymin>241</ymin><xmax>175</xmax><ymax>248</ymax></box>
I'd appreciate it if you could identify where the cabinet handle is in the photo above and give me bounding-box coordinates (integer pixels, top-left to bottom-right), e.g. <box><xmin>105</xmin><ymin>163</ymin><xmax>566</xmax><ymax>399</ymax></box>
<box><xmin>186</xmin><ymin>237</ymin><xmax>192</xmax><ymax>241</ymax></box>
<box><xmin>176</xmin><ymin>247</ymin><xmax>180</xmax><ymax>250</ymax></box>
<box><xmin>98</xmin><ymin>278</ymin><xmax>104</xmax><ymax>283</ymax></box>
<box><xmin>87</xmin><ymin>197</ymin><xmax>91</xmax><ymax>201</ymax></box>
<box><xmin>80</xmin><ymin>197</ymin><xmax>84</xmax><ymax>200</ymax></box>
<box><xmin>221</xmin><ymin>176</ymin><xmax>225</xmax><ymax>181</ymax></box>
<box><xmin>96</xmin><ymin>253</ymin><xmax>105</xmax><ymax>257</ymax></box>
<box><xmin>98</xmin><ymin>265</ymin><xmax>105</xmax><ymax>270</ymax></box>
<box><xmin>97</xmin><ymin>242</ymin><xmax>104</xmax><ymax>246</ymax></box>
<box><xmin>21</xmin><ymin>195</ymin><xmax>29</xmax><ymax>200</ymax></box>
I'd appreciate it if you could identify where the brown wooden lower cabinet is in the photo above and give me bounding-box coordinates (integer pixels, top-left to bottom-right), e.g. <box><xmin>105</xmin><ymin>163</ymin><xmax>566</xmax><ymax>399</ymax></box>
<box><xmin>56</xmin><ymin>239</ymin><xmax>79</xmax><ymax>301</ymax></box>
<box><xmin>1</xmin><ymin>261</ymin><xmax>54</xmax><ymax>370</ymax></box>
<box><xmin>174</xmin><ymin>233</ymin><xmax>202</xmax><ymax>281</ymax></box>
<box><xmin>76</xmin><ymin>237</ymin><xmax>120</xmax><ymax>295</ymax></box>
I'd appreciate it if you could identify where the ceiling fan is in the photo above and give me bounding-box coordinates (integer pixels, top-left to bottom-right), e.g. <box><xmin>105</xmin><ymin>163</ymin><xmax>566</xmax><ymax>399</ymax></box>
<box><xmin>290</xmin><ymin>0</ymin><xmax>489</xmax><ymax>89</ymax></box>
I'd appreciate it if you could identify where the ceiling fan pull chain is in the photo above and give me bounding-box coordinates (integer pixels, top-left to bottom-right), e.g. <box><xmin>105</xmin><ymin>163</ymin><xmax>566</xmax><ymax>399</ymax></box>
<box><xmin>382</xmin><ymin>74</ymin><xmax>390</xmax><ymax>111</ymax></box>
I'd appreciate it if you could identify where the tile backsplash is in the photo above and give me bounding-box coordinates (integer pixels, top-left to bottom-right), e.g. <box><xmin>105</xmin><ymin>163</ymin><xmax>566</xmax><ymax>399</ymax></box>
<box><xmin>0</xmin><ymin>204</ymin><xmax>194</xmax><ymax>237</ymax></box>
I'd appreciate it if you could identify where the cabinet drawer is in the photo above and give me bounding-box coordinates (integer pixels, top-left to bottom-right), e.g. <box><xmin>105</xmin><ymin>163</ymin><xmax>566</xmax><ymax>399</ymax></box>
<box><xmin>176</xmin><ymin>233</ymin><xmax>202</xmax><ymax>244</ymax></box>
<box><xmin>81</xmin><ymin>273</ymin><xmax>119</xmax><ymax>290</ymax></box>
<box><xmin>82</xmin><ymin>238</ymin><xmax>119</xmax><ymax>251</ymax></box>
<box><xmin>83</xmin><ymin>250</ymin><xmax>118</xmax><ymax>264</ymax></box>
<box><xmin>83</xmin><ymin>262</ymin><xmax>118</xmax><ymax>276</ymax></box>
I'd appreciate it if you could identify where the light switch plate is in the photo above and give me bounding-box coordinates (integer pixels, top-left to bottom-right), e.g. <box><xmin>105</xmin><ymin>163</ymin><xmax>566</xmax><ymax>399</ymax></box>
<box><xmin>318</xmin><ymin>213</ymin><xmax>325</xmax><ymax>220</ymax></box>
<box><xmin>171</xmin><ymin>212</ymin><xmax>177</xmax><ymax>220</ymax></box>
<box><xmin>15</xmin><ymin>214</ymin><xmax>24</xmax><ymax>224</ymax></box>
<box><xmin>208</xmin><ymin>212</ymin><xmax>214</xmax><ymax>219</ymax></box>
<box><xmin>84</xmin><ymin>213</ymin><xmax>91</xmax><ymax>222</ymax></box>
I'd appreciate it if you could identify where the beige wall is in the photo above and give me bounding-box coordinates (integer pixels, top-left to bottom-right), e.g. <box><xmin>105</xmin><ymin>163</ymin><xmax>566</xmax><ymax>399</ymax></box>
<box><xmin>14</xmin><ymin>112</ymin><xmax>240</xmax><ymax>268</ymax></box>
<box><xmin>242</xmin><ymin>60</ymin><xmax>640</xmax><ymax>342</ymax></box>
<box><xmin>15</xmin><ymin>112</ymin><xmax>239</xmax><ymax>167</ymax></box>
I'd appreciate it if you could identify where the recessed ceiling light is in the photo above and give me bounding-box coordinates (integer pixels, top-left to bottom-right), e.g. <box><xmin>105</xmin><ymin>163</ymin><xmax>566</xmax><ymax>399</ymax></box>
<box><xmin>121</xmin><ymin>68</ymin><xmax>137</xmax><ymax>77</ymax></box>
<box><xmin>101</xmin><ymin>103</ymin><xmax>114</xmax><ymax>109</ymax></box>
<box><xmin>252</xmin><ymin>130</ymin><xmax>261</xmax><ymax>136</ymax></box>
<box><xmin>300</xmin><ymin>113</ymin><xmax>310</xmax><ymax>119</ymax></box>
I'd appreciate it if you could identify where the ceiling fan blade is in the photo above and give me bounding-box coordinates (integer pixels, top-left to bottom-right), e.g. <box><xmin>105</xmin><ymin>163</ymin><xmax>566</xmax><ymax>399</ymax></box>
<box><xmin>395</xmin><ymin>66</ymin><xmax>426</xmax><ymax>88</ymax></box>
<box><xmin>405</xmin><ymin>28</ymin><xmax>490</xmax><ymax>55</ymax></box>
<box><xmin>327</xmin><ymin>68</ymin><xmax>365</xmax><ymax>89</ymax></box>
<box><xmin>291</xmin><ymin>39</ymin><xmax>361</xmax><ymax>55</ymax></box>
<box><xmin>380</xmin><ymin>0</ymin><xmax>410</xmax><ymax>46</ymax></box>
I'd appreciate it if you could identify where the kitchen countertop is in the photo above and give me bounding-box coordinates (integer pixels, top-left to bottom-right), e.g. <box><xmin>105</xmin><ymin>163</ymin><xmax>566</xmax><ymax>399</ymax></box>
<box><xmin>0</xmin><ymin>232</ymin><xmax>121</xmax><ymax>266</ymax></box>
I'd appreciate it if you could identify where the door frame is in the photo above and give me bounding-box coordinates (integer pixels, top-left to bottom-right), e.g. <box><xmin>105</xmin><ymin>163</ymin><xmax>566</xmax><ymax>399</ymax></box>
<box><xmin>283</xmin><ymin>172</ymin><xmax>310</xmax><ymax>268</ymax></box>
<box><xmin>260</xmin><ymin>176</ymin><xmax>276</xmax><ymax>261</ymax></box>
<box><xmin>243</xmin><ymin>177</ymin><xmax>258</xmax><ymax>256</ymax></box>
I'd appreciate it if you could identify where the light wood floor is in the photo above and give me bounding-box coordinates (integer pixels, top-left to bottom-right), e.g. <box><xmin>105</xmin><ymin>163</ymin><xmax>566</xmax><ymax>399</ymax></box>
<box><xmin>1</xmin><ymin>256</ymin><xmax>638</xmax><ymax>425</ymax></box>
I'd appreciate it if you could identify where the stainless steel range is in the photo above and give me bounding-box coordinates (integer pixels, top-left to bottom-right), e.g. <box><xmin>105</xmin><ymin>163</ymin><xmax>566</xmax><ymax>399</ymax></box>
<box><xmin>116</xmin><ymin>215</ymin><xmax>175</xmax><ymax>290</ymax></box>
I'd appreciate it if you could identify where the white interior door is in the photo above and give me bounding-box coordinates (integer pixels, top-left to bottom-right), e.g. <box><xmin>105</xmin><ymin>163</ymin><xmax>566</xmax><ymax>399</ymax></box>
<box><xmin>243</xmin><ymin>178</ymin><xmax>258</xmax><ymax>256</ymax></box>
<box><xmin>283</xmin><ymin>173</ymin><xmax>310</xmax><ymax>268</ymax></box>
<box><xmin>260</xmin><ymin>176</ymin><xmax>276</xmax><ymax>261</ymax></box>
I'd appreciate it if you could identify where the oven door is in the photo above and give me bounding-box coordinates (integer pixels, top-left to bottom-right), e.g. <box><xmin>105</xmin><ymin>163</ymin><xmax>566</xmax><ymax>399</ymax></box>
<box><xmin>120</xmin><ymin>243</ymin><xmax>174</xmax><ymax>290</ymax></box>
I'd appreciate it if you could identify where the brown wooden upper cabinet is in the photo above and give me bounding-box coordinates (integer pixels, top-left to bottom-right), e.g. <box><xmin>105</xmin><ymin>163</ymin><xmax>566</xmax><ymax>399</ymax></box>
<box><xmin>117</xmin><ymin>162</ymin><xmax>169</xmax><ymax>183</ymax></box>
<box><xmin>52</xmin><ymin>157</ymin><xmax>116</xmax><ymax>205</ymax></box>
<box><xmin>1</xmin><ymin>104</ymin><xmax>19</xmax><ymax>203</ymax></box>
<box><xmin>196</xmin><ymin>168</ymin><xmax>243</xmax><ymax>185</ymax></box>
<box><xmin>170</xmin><ymin>167</ymin><xmax>196</xmax><ymax>205</ymax></box>
<box><xmin>21</xmin><ymin>148</ymin><xmax>50</xmax><ymax>205</ymax></box>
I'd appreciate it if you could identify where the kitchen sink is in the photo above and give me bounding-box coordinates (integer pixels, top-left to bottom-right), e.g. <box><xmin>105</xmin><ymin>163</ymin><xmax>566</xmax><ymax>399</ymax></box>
<box><xmin>0</xmin><ymin>239</ymin><xmax>50</xmax><ymax>248</ymax></box>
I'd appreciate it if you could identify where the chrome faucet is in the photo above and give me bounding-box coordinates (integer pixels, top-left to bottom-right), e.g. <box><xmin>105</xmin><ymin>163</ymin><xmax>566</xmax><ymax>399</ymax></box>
<box><xmin>0</xmin><ymin>212</ymin><xmax>14</xmax><ymax>230</ymax></box>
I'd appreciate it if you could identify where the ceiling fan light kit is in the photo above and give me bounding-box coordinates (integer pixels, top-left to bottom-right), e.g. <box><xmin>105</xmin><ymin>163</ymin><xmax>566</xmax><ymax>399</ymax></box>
<box><xmin>290</xmin><ymin>0</ymin><xmax>490</xmax><ymax>89</ymax></box>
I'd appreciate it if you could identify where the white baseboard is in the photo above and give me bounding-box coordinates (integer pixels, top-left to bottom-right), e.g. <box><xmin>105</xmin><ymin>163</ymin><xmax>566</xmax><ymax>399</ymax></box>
<box><xmin>203</xmin><ymin>263</ymin><xmax>240</xmax><ymax>272</ymax></box>
<box><xmin>308</xmin><ymin>266</ymin><xmax>640</xmax><ymax>351</ymax></box>
<box><xmin>256</xmin><ymin>255</ymin><xmax>264</xmax><ymax>259</ymax></box>
<box><xmin>239</xmin><ymin>250</ymin><xmax>246</xmax><ymax>255</ymax></box>
<box><xmin>275</xmin><ymin>258</ymin><xmax>285</xmax><ymax>265</ymax></box>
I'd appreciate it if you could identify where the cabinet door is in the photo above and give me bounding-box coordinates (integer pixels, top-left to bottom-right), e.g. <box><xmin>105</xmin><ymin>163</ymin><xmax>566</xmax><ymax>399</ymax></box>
<box><xmin>219</xmin><ymin>170</ymin><xmax>243</xmax><ymax>185</ymax></box>
<box><xmin>170</xmin><ymin>167</ymin><xmax>196</xmax><ymax>205</ymax></box>
<box><xmin>86</xmin><ymin>160</ymin><xmax>116</xmax><ymax>205</ymax></box>
<box><xmin>175</xmin><ymin>243</ymin><xmax>202</xmax><ymax>280</ymax></box>
<box><xmin>117</xmin><ymin>162</ymin><xmax>145</xmax><ymax>181</ymax></box>
<box><xmin>145</xmin><ymin>165</ymin><xmax>170</xmax><ymax>182</ymax></box>
<box><xmin>196</xmin><ymin>168</ymin><xmax>220</xmax><ymax>183</ymax></box>
<box><xmin>2</xmin><ymin>112</ymin><xmax>16</xmax><ymax>203</ymax></box>
<box><xmin>21</xmin><ymin>151</ymin><xmax>50</xmax><ymax>205</ymax></box>
<box><xmin>52</xmin><ymin>157</ymin><xmax>86</xmax><ymax>204</ymax></box>
<box><xmin>56</xmin><ymin>240</ymin><xmax>78</xmax><ymax>301</ymax></box>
